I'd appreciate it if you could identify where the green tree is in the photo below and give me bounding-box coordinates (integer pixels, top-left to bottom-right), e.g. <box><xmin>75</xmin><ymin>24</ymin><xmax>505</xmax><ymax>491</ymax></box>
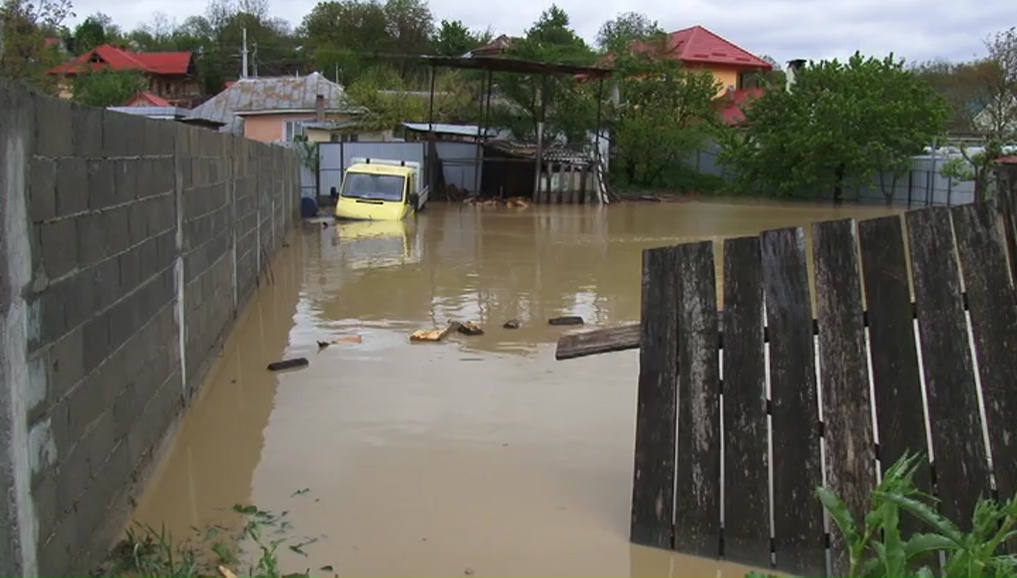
<box><xmin>347</xmin><ymin>66</ymin><xmax>474</xmax><ymax>131</ymax></box>
<box><xmin>71</xmin><ymin>68</ymin><xmax>147</xmax><ymax>106</ymax></box>
<box><xmin>595</xmin><ymin>11</ymin><xmax>662</xmax><ymax>55</ymax></box>
<box><xmin>723</xmin><ymin>52</ymin><xmax>949</xmax><ymax>202</ymax></box>
<box><xmin>0</xmin><ymin>0</ymin><xmax>73</xmax><ymax>92</ymax></box>
<box><xmin>941</xmin><ymin>27</ymin><xmax>1017</xmax><ymax>202</ymax></box>
<box><xmin>432</xmin><ymin>19</ymin><xmax>474</xmax><ymax>57</ymax></box>
<box><xmin>72</xmin><ymin>12</ymin><xmax>120</xmax><ymax>53</ymax></box>
<box><xmin>300</xmin><ymin>0</ymin><xmax>391</xmax><ymax>84</ymax></box>
<box><xmin>610</xmin><ymin>44</ymin><xmax>721</xmax><ymax>187</ymax></box>
<box><xmin>492</xmin><ymin>5</ymin><xmax>596</xmax><ymax>143</ymax></box>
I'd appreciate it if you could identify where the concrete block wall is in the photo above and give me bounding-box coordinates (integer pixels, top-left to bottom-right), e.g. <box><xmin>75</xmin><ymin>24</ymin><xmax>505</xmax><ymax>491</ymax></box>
<box><xmin>0</xmin><ymin>81</ymin><xmax>299</xmax><ymax>576</ymax></box>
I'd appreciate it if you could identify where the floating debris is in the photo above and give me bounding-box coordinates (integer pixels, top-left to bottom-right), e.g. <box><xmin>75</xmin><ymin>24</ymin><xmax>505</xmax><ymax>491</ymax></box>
<box><xmin>318</xmin><ymin>335</ymin><xmax>363</xmax><ymax>348</ymax></box>
<box><xmin>503</xmin><ymin>319</ymin><xmax>521</xmax><ymax>329</ymax></box>
<box><xmin>457</xmin><ymin>321</ymin><xmax>484</xmax><ymax>336</ymax></box>
<box><xmin>267</xmin><ymin>358</ymin><xmax>309</xmax><ymax>371</ymax></box>
<box><xmin>410</xmin><ymin>325</ymin><xmax>455</xmax><ymax>342</ymax></box>
<box><xmin>548</xmin><ymin>316</ymin><xmax>584</xmax><ymax>326</ymax></box>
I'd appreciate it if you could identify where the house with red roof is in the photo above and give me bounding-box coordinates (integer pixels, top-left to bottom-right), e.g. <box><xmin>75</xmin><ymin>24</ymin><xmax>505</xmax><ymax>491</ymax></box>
<box><xmin>48</xmin><ymin>44</ymin><xmax>201</xmax><ymax>106</ymax></box>
<box><xmin>599</xmin><ymin>25</ymin><xmax>773</xmax><ymax>126</ymax></box>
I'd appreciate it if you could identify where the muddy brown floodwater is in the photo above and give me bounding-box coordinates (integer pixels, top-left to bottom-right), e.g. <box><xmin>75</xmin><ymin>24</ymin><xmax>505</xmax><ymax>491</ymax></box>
<box><xmin>132</xmin><ymin>198</ymin><xmax>902</xmax><ymax>577</ymax></box>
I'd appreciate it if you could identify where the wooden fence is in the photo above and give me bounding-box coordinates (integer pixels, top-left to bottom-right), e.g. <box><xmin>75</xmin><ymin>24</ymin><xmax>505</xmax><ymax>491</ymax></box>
<box><xmin>556</xmin><ymin>203</ymin><xmax>1017</xmax><ymax>576</ymax></box>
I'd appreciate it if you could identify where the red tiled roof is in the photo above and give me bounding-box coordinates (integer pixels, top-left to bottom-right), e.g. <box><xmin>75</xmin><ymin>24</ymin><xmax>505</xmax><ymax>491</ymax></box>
<box><xmin>49</xmin><ymin>44</ymin><xmax>192</xmax><ymax>76</ymax></box>
<box><xmin>714</xmin><ymin>87</ymin><xmax>766</xmax><ymax>126</ymax></box>
<box><xmin>636</xmin><ymin>25</ymin><xmax>772</xmax><ymax>70</ymax></box>
<box><xmin>996</xmin><ymin>155</ymin><xmax>1017</xmax><ymax>165</ymax></box>
<box><xmin>125</xmin><ymin>91</ymin><xmax>172</xmax><ymax>107</ymax></box>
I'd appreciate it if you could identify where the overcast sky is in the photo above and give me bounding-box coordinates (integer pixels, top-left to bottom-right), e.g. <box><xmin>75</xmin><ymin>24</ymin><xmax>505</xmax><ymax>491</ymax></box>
<box><xmin>72</xmin><ymin>0</ymin><xmax>1015</xmax><ymax>65</ymax></box>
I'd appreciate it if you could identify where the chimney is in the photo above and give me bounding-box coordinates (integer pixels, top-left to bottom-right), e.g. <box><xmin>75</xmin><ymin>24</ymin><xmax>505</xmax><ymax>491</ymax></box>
<box><xmin>786</xmin><ymin>59</ymin><xmax>806</xmax><ymax>93</ymax></box>
<box><xmin>315</xmin><ymin>94</ymin><xmax>325</xmax><ymax>122</ymax></box>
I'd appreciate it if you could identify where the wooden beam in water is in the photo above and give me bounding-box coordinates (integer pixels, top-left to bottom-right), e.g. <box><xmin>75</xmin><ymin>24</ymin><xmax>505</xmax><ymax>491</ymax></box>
<box><xmin>554</xmin><ymin>323</ymin><xmax>640</xmax><ymax>360</ymax></box>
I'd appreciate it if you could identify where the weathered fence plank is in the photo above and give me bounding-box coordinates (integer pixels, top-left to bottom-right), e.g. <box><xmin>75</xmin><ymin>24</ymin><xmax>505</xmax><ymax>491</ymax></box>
<box><xmin>950</xmin><ymin>203</ymin><xmax>1017</xmax><ymax>502</ymax></box>
<box><xmin>760</xmin><ymin>227</ymin><xmax>826</xmax><ymax>577</ymax></box>
<box><xmin>905</xmin><ymin>207</ymin><xmax>991</xmax><ymax>529</ymax></box>
<box><xmin>630</xmin><ymin>245</ymin><xmax>680</xmax><ymax>549</ymax></box>
<box><xmin>813</xmin><ymin>219</ymin><xmax>877</xmax><ymax>576</ymax></box>
<box><xmin>857</xmin><ymin>216</ymin><xmax>930</xmax><ymax>493</ymax></box>
<box><xmin>673</xmin><ymin>241</ymin><xmax>722</xmax><ymax>557</ymax></box>
<box><xmin>555</xmin><ymin>324</ymin><xmax>639</xmax><ymax>360</ymax></box>
<box><xmin>720</xmin><ymin>236</ymin><xmax>771</xmax><ymax>568</ymax></box>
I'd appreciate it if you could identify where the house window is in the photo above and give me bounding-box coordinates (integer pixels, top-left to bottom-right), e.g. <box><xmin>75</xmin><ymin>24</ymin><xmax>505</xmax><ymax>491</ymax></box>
<box><xmin>284</xmin><ymin>120</ymin><xmax>306</xmax><ymax>141</ymax></box>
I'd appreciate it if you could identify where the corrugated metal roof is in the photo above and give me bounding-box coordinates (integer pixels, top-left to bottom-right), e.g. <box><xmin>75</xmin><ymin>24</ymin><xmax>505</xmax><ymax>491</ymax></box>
<box><xmin>186</xmin><ymin>72</ymin><xmax>364</xmax><ymax>134</ymax></box>
<box><xmin>402</xmin><ymin>122</ymin><xmax>496</xmax><ymax>137</ymax></box>
<box><xmin>107</xmin><ymin>105</ymin><xmax>189</xmax><ymax>119</ymax></box>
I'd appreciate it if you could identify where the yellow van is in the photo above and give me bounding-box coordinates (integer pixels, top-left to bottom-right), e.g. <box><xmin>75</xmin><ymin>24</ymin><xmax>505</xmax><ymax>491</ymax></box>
<box><xmin>334</xmin><ymin>158</ymin><xmax>429</xmax><ymax>221</ymax></box>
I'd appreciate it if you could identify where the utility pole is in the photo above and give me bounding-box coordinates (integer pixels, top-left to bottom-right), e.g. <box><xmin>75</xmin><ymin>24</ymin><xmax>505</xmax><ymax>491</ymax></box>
<box><xmin>241</xmin><ymin>27</ymin><xmax>249</xmax><ymax>79</ymax></box>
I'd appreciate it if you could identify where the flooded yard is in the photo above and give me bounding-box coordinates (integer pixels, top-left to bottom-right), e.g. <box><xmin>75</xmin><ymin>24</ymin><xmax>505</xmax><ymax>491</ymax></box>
<box><xmin>131</xmin><ymin>199</ymin><xmax>902</xmax><ymax>577</ymax></box>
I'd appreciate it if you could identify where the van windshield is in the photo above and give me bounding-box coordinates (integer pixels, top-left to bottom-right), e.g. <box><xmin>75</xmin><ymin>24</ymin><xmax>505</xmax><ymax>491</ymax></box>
<box><xmin>341</xmin><ymin>173</ymin><xmax>405</xmax><ymax>202</ymax></box>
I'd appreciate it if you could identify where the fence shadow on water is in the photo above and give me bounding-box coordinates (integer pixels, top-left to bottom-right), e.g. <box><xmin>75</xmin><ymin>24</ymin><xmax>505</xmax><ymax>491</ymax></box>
<box><xmin>617</xmin><ymin>202</ymin><xmax>1017</xmax><ymax>576</ymax></box>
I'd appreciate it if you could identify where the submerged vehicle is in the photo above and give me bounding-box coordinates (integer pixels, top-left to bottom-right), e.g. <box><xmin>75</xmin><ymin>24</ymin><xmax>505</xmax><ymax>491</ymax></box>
<box><xmin>334</xmin><ymin>219</ymin><xmax>421</xmax><ymax>270</ymax></box>
<box><xmin>334</xmin><ymin>158</ymin><xmax>429</xmax><ymax>221</ymax></box>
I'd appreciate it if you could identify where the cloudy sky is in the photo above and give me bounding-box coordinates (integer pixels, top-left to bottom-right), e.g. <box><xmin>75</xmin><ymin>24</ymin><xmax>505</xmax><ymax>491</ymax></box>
<box><xmin>72</xmin><ymin>0</ymin><xmax>1015</xmax><ymax>65</ymax></box>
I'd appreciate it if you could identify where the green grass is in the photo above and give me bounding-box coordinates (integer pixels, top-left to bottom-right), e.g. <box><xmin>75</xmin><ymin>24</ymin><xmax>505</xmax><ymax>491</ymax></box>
<box><xmin>747</xmin><ymin>452</ymin><xmax>1017</xmax><ymax>577</ymax></box>
<box><xmin>101</xmin><ymin>503</ymin><xmax>333</xmax><ymax>578</ymax></box>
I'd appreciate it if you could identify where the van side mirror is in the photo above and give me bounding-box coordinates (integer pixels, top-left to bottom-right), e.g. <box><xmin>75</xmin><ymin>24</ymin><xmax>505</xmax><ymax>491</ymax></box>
<box><xmin>409</xmin><ymin>192</ymin><xmax>419</xmax><ymax>207</ymax></box>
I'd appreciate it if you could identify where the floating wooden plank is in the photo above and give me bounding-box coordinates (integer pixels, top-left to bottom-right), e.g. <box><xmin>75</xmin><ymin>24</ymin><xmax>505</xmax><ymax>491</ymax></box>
<box><xmin>410</xmin><ymin>324</ymin><xmax>455</xmax><ymax>342</ymax></box>
<box><xmin>951</xmin><ymin>203</ymin><xmax>1017</xmax><ymax>503</ymax></box>
<box><xmin>555</xmin><ymin>323</ymin><xmax>640</xmax><ymax>360</ymax></box>
<box><xmin>857</xmin><ymin>216</ymin><xmax>930</xmax><ymax>495</ymax></box>
<box><xmin>760</xmin><ymin>227</ymin><xmax>825</xmax><ymax>577</ymax></box>
<box><xmin>673</xmin><ymin>240</ymin><xmax>722</xmax><ymax>557</ymax></box>
<box><xmin>720</xmin><ymin>235</ymin><xmax>771</xmax><ymax>568</ymax></box>
<box><xmin>813</xmin><ymin>219</ymin><xmax>877</xmax><ymax>576</ymax></box>
<box><xmin>905</xmin><ymin>207</ymin><xmax>990</xmax><ymax>529</ymax></box>
<box><xmin>630</xmin><ymin>244</ymin><xmax>680</xmax><ymax>549</ymax></box>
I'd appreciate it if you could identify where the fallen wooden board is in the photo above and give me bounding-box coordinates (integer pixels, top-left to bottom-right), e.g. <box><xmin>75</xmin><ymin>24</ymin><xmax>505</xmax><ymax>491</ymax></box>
<box><xmin>555</xmin><ymin>323</ymin><xmax>640</xmax><ymax>360</ymax></box>
<box><xmin>410</xmin><ymin>324</ymin><xmax>456</xmax><ymax>342</ymax></box>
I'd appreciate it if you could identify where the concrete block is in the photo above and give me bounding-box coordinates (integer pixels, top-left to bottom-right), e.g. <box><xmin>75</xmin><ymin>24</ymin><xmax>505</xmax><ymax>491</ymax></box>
<box><xmin>86</xmin><ymin>160</ymin><xmax>116</xmax><ymax>210</ymax></box>
<box><xmin>128</xmin><ymin>200</ymin><xmax>150</xmax><ymax>245</ymax></box>
<box><xmin>32</xmin><ymin>470</ymin><xmax>60</xmax><ymax>543</ymax></box>
<box><xmin>81</xmin><ymin>313</ymin><xmax>111</xmax><ymax>376</ymax></box>
<box><xmin>40</xmin><ymin>218</ymin><xmax>78</xmax><ymax>279</ymax></box>
<box><xmin>76</xmin><ymin>212</ymin><xmax>108</xmax><ymax>267</ymax></box>
<box><xmin>113</xmin><ymin>160</ymin><xmax>137</xmax><ymax>205</ymax></box>
<box><xmin>37</xmin><ymin>512</ymin><xmax>76</xmax><ymax>578</ymax></box>
<box><xmin>33</xmin><ymin>93</ymin><xmax>74</xmax><ymax>158</ymax></box>
<box><xmin>34</xmin><ymin>289</ymin><xmax>66</xmax><ymax>346</ymax></box>
<box><xmin>29</xmin><ymin>157</ymin><xmax>57</xmax><ymax>223</ymax></box>
<box><xmin>71</xmin><ymin>103</ymin><xmax>104</xmax><ymax>158</ymax></box>
<box><xmin>101</xmin><ymin>109</ymin><xmax>144</xmax><ymax>158</ymax></box>
<box><xmin>135</xmin><ymin>235</ymin><xmax>158</xmax><ymax>282</ymax></box>
<box><xmin>93</xmin><ymin>257</ymin><xmax>120</xmax><ymax>311</ymax></box>
<box><xmin>47</xmin><ymin>324</ymin><xmax>85</xmax><ymax>402</ymax></box>
<box><xmin>107</xmin><ymin>293</ymin><xmax>140</xmax><ymax>352</ymax></box>
<box><xmin>150</xmin><ymin>157</ymin><xmax>176</xmax><ymax>196</ymax></box>
<box><xmin>104</xmin><ymin>206</ymin><xmax>132</xmax><ymax>256</ymax></box>
<box><xmin>55</xmin><ymin>442</ymin><xmax>89</xmax><ymax>515</ymax></box>
<box><xmin>55</xmin><ymin>157</ymin><xmax>89</xmax><ymax>217</ymax></box>
<box><xmin>62</xmin><ymin>271</ymin><xmax>98</xmax><ymax>333</ymax></box>
<box><xmin>118</xmin><ymin>244</ymin><xmax>142</xmax><ymax>292</ymax></box>
<box><xmin>86</xmin><ymin>409</ymin><xmax>117</xmax><ymax>474</ymax></box>
<box><xmin>155</xmin><ymin>227</ymin><xmax>177</xmax><ymax>269</ymax></box>
<box><xmin>65</xmin><ymin>379</ymin><xmax>106</xmax><ymax>446</ymax></box>
<box><xmin>111</xmin><ymin>381</ymin><xmax>137</xmax><ymax>441</ymax></box>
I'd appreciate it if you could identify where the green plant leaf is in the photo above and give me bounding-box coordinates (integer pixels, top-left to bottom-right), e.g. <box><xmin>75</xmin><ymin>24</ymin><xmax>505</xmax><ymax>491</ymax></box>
<box><xmin>818</xmin><ymin>485</ymin><xmax>860</xmax><ymax>544</ymax></box>
<box><xmin>879</xmin><ymin>492</ymin><xmax>965</xmax><ymax>546</ymax></box>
